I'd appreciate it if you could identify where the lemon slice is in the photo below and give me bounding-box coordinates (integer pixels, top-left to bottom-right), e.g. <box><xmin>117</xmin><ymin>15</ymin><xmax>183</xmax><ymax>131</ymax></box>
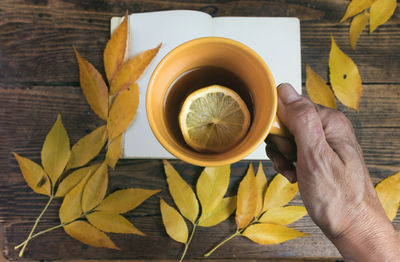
<box><xmin>179</xmin><ymin>85</ymin><xmax>250</xmax><ymax>153</ymax></box>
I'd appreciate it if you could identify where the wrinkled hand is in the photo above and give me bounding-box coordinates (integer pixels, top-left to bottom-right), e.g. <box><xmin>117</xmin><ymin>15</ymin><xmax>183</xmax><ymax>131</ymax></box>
<box><xmin>266</xmin><ymin>83</ymin><xmax>400</xmax><ymax>262</ymax></box>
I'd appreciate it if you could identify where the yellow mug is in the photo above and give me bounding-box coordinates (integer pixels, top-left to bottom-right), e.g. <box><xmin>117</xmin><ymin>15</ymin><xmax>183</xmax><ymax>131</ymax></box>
<box><xmin>146</xmin><ymin>37</ymin><xmax>288</xmax><ymax>167</ymax></box>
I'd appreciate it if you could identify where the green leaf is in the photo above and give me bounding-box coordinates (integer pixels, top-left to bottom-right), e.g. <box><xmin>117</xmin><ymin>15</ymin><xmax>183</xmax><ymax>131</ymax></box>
<box><xmin>96</xmin><ymin>188</ymin><xmax>160</xmax><ymax>214</ymax></box>
<box><xmin>86</xmin><ymin>211</ymin><xmax>144</xmax><ymax>235</ymax></box>
<box><xmin>41</xmin><ymin>114</ymin><xmax>70</xmax><ymax>184</ymax></box>
<box><xmin>163</xmin><ymin>160</ymin><xmax>199</xmax><ymax>224</ymax></box>
<box><xmin>160</xmin><ymin>198</ymin><xmax>188</xmax><ymax>243</ymax></box>
<box><xmin>242</xmin><ymin>223</ymin><xmax>308</xmax><ymax>244</ymax></box>
<box><xmin>67</xmin><ymin>125</ymin><xmax>107</xmax><ymax>170</ymax></box>
<box><xmin>56</xmin><ymin>164</ymin><xmax>99</xmax><ymax>197</ymax></box>
<box><xmin>263</xmin><ymin>174</ymin><xmax>298</xmax><ymax>211</ymax></box>
<box><xmin>13</xmin><ymin>153</ymin><xmax>51</xmax><ymax>195</ymax></box>
<box><xmin>236</xmin><ymin>163</ymin><xmax>257</xmax><ymax>229</ymax></box>
<box><xmin>259</xmin><ymin>206</ymin><xmax>307</xmax><ymax>225</ymax></box>
<box><xmin>64</xmin><ymin>220</ymin><xmax>119</xmax><ymax>249</ymax></box>
<box><xmin>196</xmin><ymin>165</ymin><xmax>230</xmax><ymax>215</ymax></box>
<box><xmin>198</xmin><ymin>196</ymin><xmax>236</xmax><ymax>227</ymax></box>
<box><xmin>81</xmin><ymin>163</ymin><xmax>108</xmax><ymax>212</ymax></box>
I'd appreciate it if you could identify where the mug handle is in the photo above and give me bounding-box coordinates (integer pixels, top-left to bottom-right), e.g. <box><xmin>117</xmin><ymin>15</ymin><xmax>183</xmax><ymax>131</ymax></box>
<box><xmin>269</xmin><ymin>115</ymin><xmax>291</xmax><ymax>138</ymax></box>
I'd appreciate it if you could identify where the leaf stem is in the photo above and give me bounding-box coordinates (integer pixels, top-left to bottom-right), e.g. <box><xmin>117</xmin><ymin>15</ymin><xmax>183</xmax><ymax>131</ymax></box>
<box><xmin>204</xmin><ymin>230</ymin><xmax>240</xmax><ymax>257</ymax></box>
<box><xmin>18</xmin><ymin>195</ymin><xmax>54</xmax><ymax>257</ymax></box>
<box><xmin>15</xmin><ymin>221</ymin><xmax>71</xmax><ymax>250</ymax></box>
<box><xmin>179</xmin><ymin>221</ymin><xmax>198</xmax><ymax>262</ymax></box>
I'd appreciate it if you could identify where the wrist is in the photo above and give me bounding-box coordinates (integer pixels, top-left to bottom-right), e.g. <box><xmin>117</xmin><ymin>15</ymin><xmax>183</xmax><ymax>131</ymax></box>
<box><xmin>329</xmin><ymin>208</ymin><xmax>400</xmax><ymax>262</ymax></box>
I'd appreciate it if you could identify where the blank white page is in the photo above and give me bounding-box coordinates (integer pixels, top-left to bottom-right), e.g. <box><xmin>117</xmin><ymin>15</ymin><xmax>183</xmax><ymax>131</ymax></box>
<box><xmin>212</xmin><ymin>17</ymin><xmax>301</xmax><ymax>160</ymax></box>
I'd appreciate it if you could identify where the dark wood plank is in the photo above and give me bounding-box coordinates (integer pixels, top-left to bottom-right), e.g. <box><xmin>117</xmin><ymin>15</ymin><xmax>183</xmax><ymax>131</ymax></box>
<box><xmin>0</xmin><ymin>0</ymin><xmax>399</xmax><ymax>84</ymax></box>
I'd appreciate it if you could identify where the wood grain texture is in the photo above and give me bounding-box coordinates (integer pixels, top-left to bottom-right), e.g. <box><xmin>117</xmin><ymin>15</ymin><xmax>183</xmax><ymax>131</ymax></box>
<box><xmin>1</xmin><ymin>0</ymin><xmax>400</xmax><ymax>260</ymax></box>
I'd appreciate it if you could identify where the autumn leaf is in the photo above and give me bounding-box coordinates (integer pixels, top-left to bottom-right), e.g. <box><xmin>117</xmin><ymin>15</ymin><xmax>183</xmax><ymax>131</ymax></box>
<box><xmin>263</xmin><ymin>174</ymin><xmax>298</xmax><ymax>211</ymax></box>
<box><xmin>236</xmin><ymin>163</ymin><xmax>257</xmax><ymax>229</ymax></box>
<box><xmin>81</xmin><ymin>162</ymin><xmax>108</xmax><ymax>212</ymax></box>
<box><xmin>255</xmin><ymin>162</ymin><xmax>268</xmax><ymax>217</ymax></box>
<box><xmin>341</xmin><ymin>0</ymin><xmax>376</xmax><ymax>22</ymax></box>
<box><xmin>104</xmin><ymin>12</ymin><xmax>128</xmax><ymax>83</ymax></box>
<box><xmin>198</xmin><ymin>196</ymin><xmax>237</xmax><ymax>227</ymax></box>
<box><xmin>242</xmin><ymin>223</ymin><xmax>307</xmax><ymax>244</ymax></box>
<box><xmin>105</xmin><ymin>135</ymin><xmax>122</xmax><ymax>169</ymax></box>
<box><xmin>329</xmin><ymin>36</ymin><xmax>362</xmax><ymax>111</ymax></box>
<box><xmin>350</xmin><ymin>11</ymin><xmax>370</xmax><ymax>50</ymax></box>
<box><xmin>64</xmin><ymin>221</ymin><xmax>119</xmax><ymax>250</ymax></box>
<box><xmin>196</xmin><ymin>165</ymin><xmax>230</xmax><ymax>215</ymax></box>
<box><xmin>305</xmin><ymin>64</ymin><xmax>337</xmax><ymax>109</ymax></box>
<box><xmin>13</xmin><ymin>153</ymin><xmax>51</xmax><ymax>196</ymax></box>
<box><xmin>370</xmin><ymin>0</ymin><xmax>397</xmax><ymax>33</ymax></box>
<box><xmin>56</xmin><ymin>164</ymin><xmax>99</xmax><ymax>197</ymax></box>
<box><xmin>110</xmin><ymin>44</ymin><xmax>161</xmax><ymax>95</ymax></box>
<box><xmin>86</xmin><ymin>211</ymin><xmax>144</xmax><ymax>235</ymax></box>
<box><xmin>97</xmin><ymin>188</ymin><xmax>160</xmax><ymax>214</ymax></box>
<box><xmin>163</xmin><ymin>160</ymin><xmax>199</xmax><ymax>224</ymax></box>
<box><xmin>59</xmin><ymin>172</ymin><xmax>91</xmax><ymax>223</ymax></box>
<box><xmin>74</xmin><ymin>47</ymin><xmax>108</xmax><ymax>120</ymax></box>
<box><xmin>107</xmin><ymin>83</ymin><xmax>139</xmax><ymax>140</ymax></box>
<box><xmin>160</xmin><ymin>198</ymin><xmax>189</xmax><ymax>244</ymax></box>
<box><xmin>375</xmin><ymin>171</ymin><xmax>400</xmax><ymax>221</ymax></box>
<box><xmin>259</xmin><ymin>206</ymin><xmax>307</xmax><ymax>225</ymax></box>
<box><xmin>41</xmin><ymin>114</ymin><xmax>70</xmax><ymax>185</ymax></box>
<box><xmin>67</xmin><ymin>125</ymin><xmax>107</xmax><ymax>170</ymax></box>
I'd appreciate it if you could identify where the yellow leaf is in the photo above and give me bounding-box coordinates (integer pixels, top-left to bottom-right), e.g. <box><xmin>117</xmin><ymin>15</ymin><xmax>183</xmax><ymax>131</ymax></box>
<box><xmin>67</xmin><ymin>125</ymin><xmax>107</xmax><ymax>170</ymax></box>
<box><xmin>41</xmin><ymin>114</ymin><xmax>70</xmax><ymax>184</ymax></box>
<box><xmin>81</xmin><ymin>163</ymin><xmax>108</xmax><ymax>212</ymax></box>
<box><xmin>163</xmin><ymin>160</ymin><xmax>199</xmax><ymax>224</ymax></box>
<box><xmin>56</xmin><ymin>164</ymin><xmax>99</xmax><ymax>197</ymax></box>
<box><xmin>96</xmin><ymin>188</ymin><xmax>160</xmax><ymax>214</ymax></box>
<box><xmin>196</xmin><ymin>165</ymin><xmax>230</xmax><ymax>215</ymax></box>
<box><xmin>242</xmin><ymin>223</ymin><xmax>308</xmax><ymax>244</ymax></box>
<box><xmin>236</xmin><ymin>163</ymin><xmax>257</xmax><ymax>229</ymax></box>
<box><xmin>86</xmin><ymin>211</ymin><xmax>144</xmax><ymax>235</ymax></box>
<box><xmin>59</xmin><ymin>172</ymin><xmax>91</xmax><ymax>223</ymax></box>
<box><xmin>341</xmin><ymin>0</ymin><xmax>376</xmax><ymax>22</ymax></box>
<box><xmin>329</xmin><ymin>36</ymin><xmax>362</xmax><ymax>111</ymax></box>
<box><xmin>104</xmin><ymin>12</ymin><xmax>128</xmax><ymax>83</ymax></box>
<box><xmin>64</xmin><ymin>220</ymin><xmax>119</xmax><ymax>250</ymax></box>
<box><xmin>105</xmin><ymin>135</ymin><xmax>122</xmax><ymax>169</ymax></box>
<box><xmin>305</xmin><ymin>64</ymin><xmax>337</xmax><ymax>109</ymax></box>
<box><xmin>350</xmin><ymin>11</ymin><xmax>370</xmax><ymax>50</ymax></box>
<box><xmin>198</xmin><ymin>196</ymin><xmax>237</xmax><ymax>227</ymax></box>
<box><xmin>263</xmin><ymin>174</ymin><xmax>298</xmax><ymax>211</ymax></box>
<box><xmin>107</xmin><ymin>83</ymin><xmax>139</xmax><ymax>140</ymax></box>
<box><xmin>74</xmin><ymin>47</ymin><xmax>108</xmax><ymax>120</ymax></box>
<box><xmin>13</xmin><ymin>153</ymin><xmax>51</xmax><ymax>195</ymax></box>
<box><xmin>255</xmin><ymin>162</ymin><xmax>268</xmax><ymax>217</ymax></box>
<box><xmin>370</xmin><ymin>0</ymin><xmax>397</xmax><ymax>33</ymax></box>
<box><xmin>110</xmin><ymin>44</ymin><xmax>161</xmax><ymax>95</ymax></box>
<box><xmin>160</xmin><ymin>198</ymin><xmax>188</xmax><ymax>243</ymax></box>
<box><xmin>375</xmin><ymin>171</ymin><xmax>400</xmax><ymax>221</ymax></box>
<box><xmin>259</xmin><ymin>206</ymin><xmax>307</xmax><ymax>225</ymax></box>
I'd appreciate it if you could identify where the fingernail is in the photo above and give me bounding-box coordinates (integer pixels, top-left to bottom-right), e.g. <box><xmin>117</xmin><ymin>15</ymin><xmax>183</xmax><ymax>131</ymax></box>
<box><xmin>277</xmin><ymin>83</ymin><xmax>301</xmax><ymax>105</ymax></box>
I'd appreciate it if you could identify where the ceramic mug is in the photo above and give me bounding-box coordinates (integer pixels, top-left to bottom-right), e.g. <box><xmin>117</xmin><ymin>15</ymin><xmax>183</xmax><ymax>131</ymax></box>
<box><xmin>146</xmin><ymin>37</ymin><xmax>288</xmax><ymax>167</ymax></box>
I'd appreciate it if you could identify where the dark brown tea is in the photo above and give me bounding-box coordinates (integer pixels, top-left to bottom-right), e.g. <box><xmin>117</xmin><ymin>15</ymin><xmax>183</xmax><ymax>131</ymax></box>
<box><xmin>164</xmin><ymin>66</ymin><xmax>253</xmax><ymax>149</ymax></box>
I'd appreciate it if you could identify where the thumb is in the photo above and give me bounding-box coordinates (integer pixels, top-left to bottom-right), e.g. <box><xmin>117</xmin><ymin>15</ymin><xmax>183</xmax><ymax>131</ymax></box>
<box><xmin>276</xmin><ymin>83</ymin><xmax>326</xmax><ymax>156</ymax></box>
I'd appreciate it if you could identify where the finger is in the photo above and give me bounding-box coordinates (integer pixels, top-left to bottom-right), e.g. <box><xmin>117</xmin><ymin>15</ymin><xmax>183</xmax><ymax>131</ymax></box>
<box><xmin>266</xmin><ymin>134</ymin><xmax>297</xmax><ymax>161</ymax></box>
<box><xmin>276</xmin><ymin>83</ymin><xmax>330</xmax><ymax>158</ymax></box>
<box><xmin>266</xmin><ymin>145</ymin><xmax>297</xmax><ymax>183</ymax></box>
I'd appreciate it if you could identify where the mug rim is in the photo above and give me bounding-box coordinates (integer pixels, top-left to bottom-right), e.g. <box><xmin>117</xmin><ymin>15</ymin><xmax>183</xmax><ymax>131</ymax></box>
<box><xmin>146</xmin><ymin>36</ymin><xmax>277</xmax><ymax>166</ymax></box>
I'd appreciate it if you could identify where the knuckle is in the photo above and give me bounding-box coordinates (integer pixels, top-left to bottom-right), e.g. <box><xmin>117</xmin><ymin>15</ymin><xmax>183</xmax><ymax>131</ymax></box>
<box><xmin>329</xmin><ymin>111</ymin><xmax>355</xmax><ymax>134</ymax></box>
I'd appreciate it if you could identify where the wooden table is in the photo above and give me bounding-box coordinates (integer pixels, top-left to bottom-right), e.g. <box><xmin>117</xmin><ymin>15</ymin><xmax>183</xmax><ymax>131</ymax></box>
<box><xmin>1</xmin><ymin>0</ymin><xmax>399</xmax><ymax>260</ymax></box>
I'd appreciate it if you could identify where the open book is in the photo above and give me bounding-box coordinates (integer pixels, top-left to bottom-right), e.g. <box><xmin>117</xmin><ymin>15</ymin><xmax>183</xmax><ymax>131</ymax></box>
<box><xmin>110</xmin><ymin>10</ymin><xmax>301</xmax><ymax>161</ymax></box>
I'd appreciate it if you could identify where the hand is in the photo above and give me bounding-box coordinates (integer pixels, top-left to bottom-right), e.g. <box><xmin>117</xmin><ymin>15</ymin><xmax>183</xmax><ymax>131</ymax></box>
<box><xmin>266</xmin><ymin>83</ymin><xmax>400</xmax><ymax>262</ymax></box>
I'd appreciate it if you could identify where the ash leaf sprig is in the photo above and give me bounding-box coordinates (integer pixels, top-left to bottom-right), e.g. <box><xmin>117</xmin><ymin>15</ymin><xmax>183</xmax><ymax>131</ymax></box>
<box><xmin>160</xmin><ymin>160</ymin><xmax>236</xmax><ymax>262</ymax></box>
<box><xmin>204</xmin><ymin>163</ymin><xmax>308</xmax><ymax>257</ymax></box>
<box><xmin>13</xmin><ymin>11</ymin><xmax>162</xmax><ymax>256</ymax></box>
